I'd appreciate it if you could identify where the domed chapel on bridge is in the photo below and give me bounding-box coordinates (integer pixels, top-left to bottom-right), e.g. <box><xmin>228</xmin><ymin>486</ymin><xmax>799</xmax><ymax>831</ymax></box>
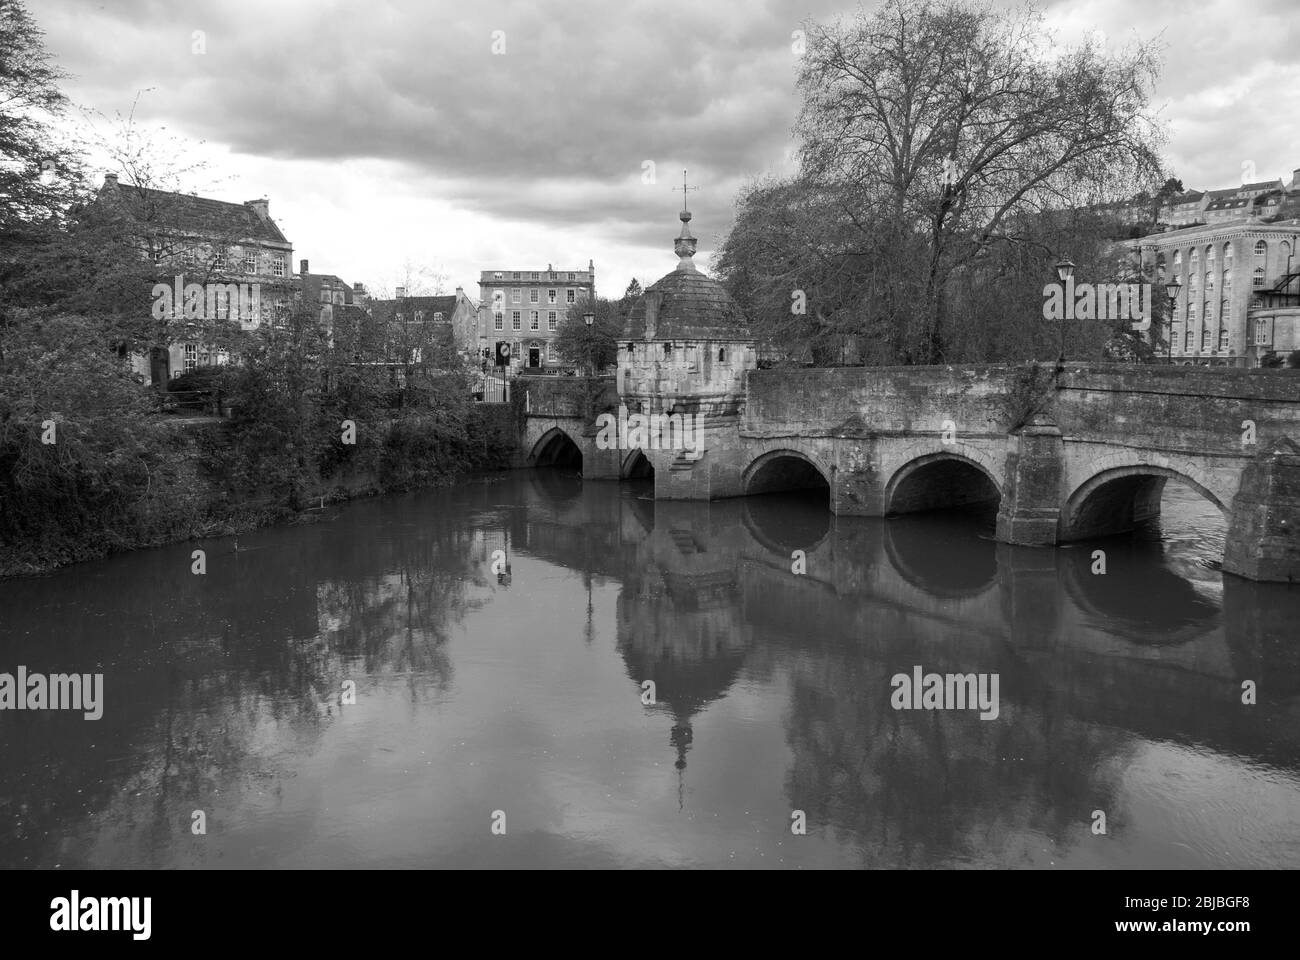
<box><xmin>615</xmin><ymin>197</ymin><xmax>760</xmax><ymax>499</ymax></box>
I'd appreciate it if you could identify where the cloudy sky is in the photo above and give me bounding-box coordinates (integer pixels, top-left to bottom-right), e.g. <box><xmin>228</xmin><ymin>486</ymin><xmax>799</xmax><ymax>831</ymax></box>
<box><xmin>32</xmin><ymin>0</ymin><xmax>1300</xmax><ymax>299</ymax></box>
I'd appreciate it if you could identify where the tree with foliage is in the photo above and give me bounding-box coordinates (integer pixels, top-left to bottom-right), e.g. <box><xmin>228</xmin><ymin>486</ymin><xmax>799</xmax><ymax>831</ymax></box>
<box><xmin>555</xmin><ymin>296</ymin><xmax>622</xmax><ymax>373</ymax></box>
<box><xmin>624</xmin><ymin>278</ymin><xmax>643</xmax><ymax>300</ymax></box>
<box><xmin>0</xmin><ymin>0</ymin><xmax>83</xmax><ymax>242</ymax></box>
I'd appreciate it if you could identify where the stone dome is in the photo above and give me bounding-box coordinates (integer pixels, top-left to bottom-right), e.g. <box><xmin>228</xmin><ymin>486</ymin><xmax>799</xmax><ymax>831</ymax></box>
<box><xmin>622</xmin><ymin>207</ymin><xmax>751</xmax><ymax>342</ymax></box>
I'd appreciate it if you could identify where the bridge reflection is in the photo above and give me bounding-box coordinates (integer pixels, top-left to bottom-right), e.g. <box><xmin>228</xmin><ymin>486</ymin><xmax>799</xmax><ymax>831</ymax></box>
<box><xmin>508</xmin><ymin>478</ymin><xmax>1300</xmax><ymax>864</ymax></box>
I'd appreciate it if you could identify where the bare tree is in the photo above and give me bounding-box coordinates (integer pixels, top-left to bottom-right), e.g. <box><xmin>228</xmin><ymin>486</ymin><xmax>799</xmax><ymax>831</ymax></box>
<box><xmin>781</xmin><ymin>0</ymin><xmax>1165</xmax><ymax>363</ymax></box>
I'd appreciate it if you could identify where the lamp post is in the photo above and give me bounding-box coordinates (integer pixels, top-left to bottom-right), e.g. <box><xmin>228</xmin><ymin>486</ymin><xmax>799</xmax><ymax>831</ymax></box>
<box><xmin>582</xmin><ymin>310</ymin><xmax>596</xmax><ymax>420</ymax></box>
<box><xmin>1164</xmin><ymin>275</ymin><xmax>1182</xmax><ymax>363</ymax></box>
<box><xmin>1055</xmin><ymin>258</ymin><xmax>1075</xmax><ymax>372</ymax></box>
<box><xmin>583</xmin><ymin>310</ymin><xmax>596</xmax><ymax>376</ymax></box>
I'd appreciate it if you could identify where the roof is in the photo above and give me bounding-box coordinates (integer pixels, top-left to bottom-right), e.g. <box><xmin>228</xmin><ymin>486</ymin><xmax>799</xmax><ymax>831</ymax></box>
<box><xmin>622</xmin><ymin>266</ymin><xmax>750</xmax><ymax>341</ymax></box>
<box><xmin>1206</xmin><ymin>197</ymin><xmax>1251</xmax><ymax>211</ymax></box>
<box><xmin>1242</xmin><ymin>180</ymin><xmax>1284</xmax><ymax>192</ymax></box>
<box><xmin>301</xmin><ymin>272</ymin><xmax>354</xmax><ymax>305</ymax></box>
<box><xmin>369</xmin><ymin>295</ymin><xmax>459</xmax><ymax>322</ymax></box>
<box><xmin>1204</xmin><ymin>188</ymin><xmax>1238</xmax><ymax>202</ymax></box>
<box><xmin>1172</xmin><ymin>191</ymin><xmax>1204</xmax><ymax>203</ymax></box>
<box><xmin>95</xmin><ymin>177</ymin><xmax>290</xmax><ymax>244</ymax></box>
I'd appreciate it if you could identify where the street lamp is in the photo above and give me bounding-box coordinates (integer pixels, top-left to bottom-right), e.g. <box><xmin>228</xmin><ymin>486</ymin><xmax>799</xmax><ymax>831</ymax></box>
<box><xmin>1164</xmin><ymin>275</ymin><xmax>1183</xmax><ymax>363</ymax></box>
<box><xmin>583</xmin><ymin>310</ymin><xmax>596</xmax><ymax>378</ymax></box>
<box><xmin>1055</xmin><ymin>258</ymin><xmax>1075</xmax><ymax>371</ymax></box>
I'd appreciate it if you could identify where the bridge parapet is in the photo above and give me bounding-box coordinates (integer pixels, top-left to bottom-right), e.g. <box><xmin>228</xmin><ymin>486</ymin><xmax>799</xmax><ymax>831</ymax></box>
<box><xmin>742</xmin><ymin>365</ymin><xmax>1018</xmax><ymax>440</ymax></box>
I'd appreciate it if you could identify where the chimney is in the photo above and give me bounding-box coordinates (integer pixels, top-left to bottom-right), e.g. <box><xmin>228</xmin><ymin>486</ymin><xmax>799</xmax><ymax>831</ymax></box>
<box><xmin>246</xmin><ymin>198</ymin><xmax>269</xmax><ymax>221</ymax></box>
<box><xmin>102</xmin><ymin>172</ymin><xmax>118</xmax><ymax>189</ymax></box>
<box><xmin>1292</xmin><ymin>168</ymin><xmax>1300</xmax><ymax>191</ymax></box>
<box><xmin>396</xmin><ymin>286</ymin><xmax>406</xmax><ymax>299</ymax></box>
<box><xmin>300</xmin><ymin>259</ymin><xmax>309</xmax><ymax>275</ymax></box>
<box><xmin>353</xmin><ymin>282</ymin><xmax>366</xmax><ymax>295</ymax></box>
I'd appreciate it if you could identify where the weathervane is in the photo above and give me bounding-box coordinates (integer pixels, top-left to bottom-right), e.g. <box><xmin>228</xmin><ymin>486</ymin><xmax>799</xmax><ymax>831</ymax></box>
<box><xmin>673</xmin><ymin>169</ymin><xmax>699</xmax><ymax>212</ymax></box>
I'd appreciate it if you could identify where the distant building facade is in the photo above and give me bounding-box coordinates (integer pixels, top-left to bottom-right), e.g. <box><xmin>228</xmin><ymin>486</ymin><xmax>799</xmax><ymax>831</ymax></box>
<box><xmin>367</xmin><ymin>288</ymin><xmax>480</xmax><ymax>363</ymax></box>
<box><xmin>476</xmin><ymin>262</ymin><xmax>596</xmax><ymax>369</ymax></box>
<box><xmin>93</xmin><ymin>172</ymin><xmax>296</xmax><ymax>384</ymax></box>
<box><xmin>1130</xmin><ymin>201</ymin><xmax>1300</xmax><ymax>365</ymax></box>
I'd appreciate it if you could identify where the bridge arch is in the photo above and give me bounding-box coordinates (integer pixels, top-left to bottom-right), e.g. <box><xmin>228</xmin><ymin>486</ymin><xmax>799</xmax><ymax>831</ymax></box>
<box><xmin>741</xmin><ymin>447</ymin><xmax>833</xmax><ymax>498</ymax></box>
<box><xmin>1061</xmin><ymin>460</ymin><xmax>1229</xmax><ymax>542</ymax></box>
<box><xmin>884</xmin><ymin>449</ymin><xmax>1002</xmax><ymax>516</ymax></box>
<box><xmin>622</xmin><ymin>448</ymin><xmax>655</xmax><ymax>480</ymax></box>
<box><xmin>529</xmin><ymin>426</ymin><xmax>584</xmax><ymax>468</ymax></box>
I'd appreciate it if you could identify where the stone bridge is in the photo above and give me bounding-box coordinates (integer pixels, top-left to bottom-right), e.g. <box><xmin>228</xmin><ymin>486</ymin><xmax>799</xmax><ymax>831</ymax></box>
<box><xmin>517</xmin><ymin>364</ymin><xmax>1300</xmax><ymax>582</ymax></box>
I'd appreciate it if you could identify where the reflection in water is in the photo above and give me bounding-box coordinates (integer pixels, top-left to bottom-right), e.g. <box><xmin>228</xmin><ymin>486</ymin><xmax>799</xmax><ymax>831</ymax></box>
<box><xmin>0</xmin><ymin>474</ymin><xmax>1297</xmax><ymax>868</ymax></box>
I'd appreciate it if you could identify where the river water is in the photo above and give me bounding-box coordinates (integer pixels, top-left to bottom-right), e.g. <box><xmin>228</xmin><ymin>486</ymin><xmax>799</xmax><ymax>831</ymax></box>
<box><xmin>1</xmin><ymin>474</ymin><xmax>1297</xmax><ymax>869</ymax></box>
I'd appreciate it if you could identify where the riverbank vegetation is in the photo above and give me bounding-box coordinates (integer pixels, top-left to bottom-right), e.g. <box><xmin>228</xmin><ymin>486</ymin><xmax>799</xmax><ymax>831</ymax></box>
<box><xmin>0</xmin><ymin>0</ymin><xmax>515</xmax><ymax>577</ymax></box>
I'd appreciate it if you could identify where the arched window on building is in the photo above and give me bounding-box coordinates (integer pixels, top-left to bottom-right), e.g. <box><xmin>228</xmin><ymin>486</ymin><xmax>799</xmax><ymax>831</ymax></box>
<box><xmin>1205</xmin><ymin>270</ymin><xmax>1214</xmax><ymax>293</ymax></box>
<box><xmin>1254</xmin><ymin>239</ymin><xmax>1267</xmax><ymax>258</ymax></box>
<box><xmin>1253</xmin><ymin>266</ymin><xmax>1266</xmax><ymax>287</ymax></box>
<box><xmin>1173</xmin><ymin>250</ymin><xmax>1182</xmax><ymax>268</ymax></box>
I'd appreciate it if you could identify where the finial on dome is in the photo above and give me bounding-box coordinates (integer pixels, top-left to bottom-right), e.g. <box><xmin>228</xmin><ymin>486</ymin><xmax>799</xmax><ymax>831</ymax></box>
<box><xmin>673</xmin><ymin>169</ymin><xmax>700</xmax><ymax>271</ymax></box>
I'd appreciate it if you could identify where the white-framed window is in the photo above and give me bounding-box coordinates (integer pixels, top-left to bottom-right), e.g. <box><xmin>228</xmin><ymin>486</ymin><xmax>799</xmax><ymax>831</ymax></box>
<box><xmin>529</xmin><ymin>288</ymin><xmax>539</xmax><ymax>303</ymax></box>
<box><xmin>184</xmin><ymin>342</ymin><xmax>198</xmax><ymax>372</ymax></box>
<box><xmin>1224</xmin><ymin>242</ymin><xmax>1233</xmax><ymax>262</ymax></box>
<box><xmin>545</xmin><ymin>341</ymin><xmax>555</xmax><ymax>361</ymax></box>
<box><xmin>243</xmin><ymin>249</ymin><xmax>257</xmax><ymax>273</ymax></box>
<box><xmin>1222</xmin><ymin>268</ymin><xmax>1231</xmax><ymax>290</ymax></box>
<box><xmin>1189</xmin><ymin>303</ymin><xmax>1197</xmax><ymax>325</ymax></box>
<box><xmin>568</xmin><ymin>272</ymin><xmax>575</xmax><ymax>281</ymax></box>
<box><xmin>529</xmin><ymin>311</ymin><xmax>539</xmax><ymax>330</ymax></box>
<box><xmin>494</xmin><ymin>271</ymin><xmax>503</xmax><ymax>279</ymax></box>
<box><xmin>1206</xmin><ymin>246</ymin><xmax>1215</xmax><ymax>267</ymax></box>
<box><xmin>1256</xmin><ymin>317</ymin><xmax>1271</xmax><ymax>345</ymax></box>
<box><xmin>566</xmin><ymin>289</ymin><xmax>575</xmax><ymax>303</ymax></box>
<box><xmin>415</xmin><ymin>310</ymin><xmax>425</xmax><ymax>323</ymax></box>
<box><xmin>1205</xmin><ymin>271</ymin><xmax>1213</xmax><ymax>292</ymax></box>
<box><xmin>1251</xmin><ymin>297</ymin><xmax>1263</xmax><ymax>309</ymax></box>
<box><xmin>1254</xmin><ymin>240</ymin><xmax>1267</xmax><ymax>258</ymax></box>
<box><xmin>1184</xmin><ymin>328</ymin><xmax>1194</xmax><ymax>350</ymax></box>
<box><xmin>273</xmin><ymin>256</ymin><xmax>285</xmax><ymax>277</ymax></box>
<box><xmin>494</xmin><ymin>312</ymin><xmax>504</xmax><ymax>330</ymax></box>
<box><xmin>547</xmin><ymin>311</ymin><xmax>557</xmax><ymax>330</ymax></box>
<box><xmin>547</xmin><ymin>289</ymin><xmax>557</xmax><ymax>304</ymax></box>
<box><xmin>512</xmin><ymin>289</ymin><xmax>521</xmax><ymax>303</ymax></box>
<box><xmin>1173</xmin><ymin>250</ymin><xmax>1182</xmax><ymax>268</ymax></box>
<box><xmin>511</xmin><ymin>311</ymin><xmax>521</xmax><ymax>330</ymax></box>
<box><xmin>213</xmin><ymin>249</ymin><xmax>228</xmax><ymax>270</ymax></box>
<box><xmin>433</xmin><ymin>311</ymin><xmax>443</xmax><ymax>322</ymax></box>
<box><xmin>1219</xmin><ymin>325</ymin><xmax>1229</xmax><ymax>351</ymax></box>
<box><xmin>1253</xmin><ymin>266</ymin><xmax>1266</xmax><ymax>287</ymax></box>
<box><xmin>1201</xmin><ymin>324</ymin><xmax>1211</xmax><ymax>350</ymax></box>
